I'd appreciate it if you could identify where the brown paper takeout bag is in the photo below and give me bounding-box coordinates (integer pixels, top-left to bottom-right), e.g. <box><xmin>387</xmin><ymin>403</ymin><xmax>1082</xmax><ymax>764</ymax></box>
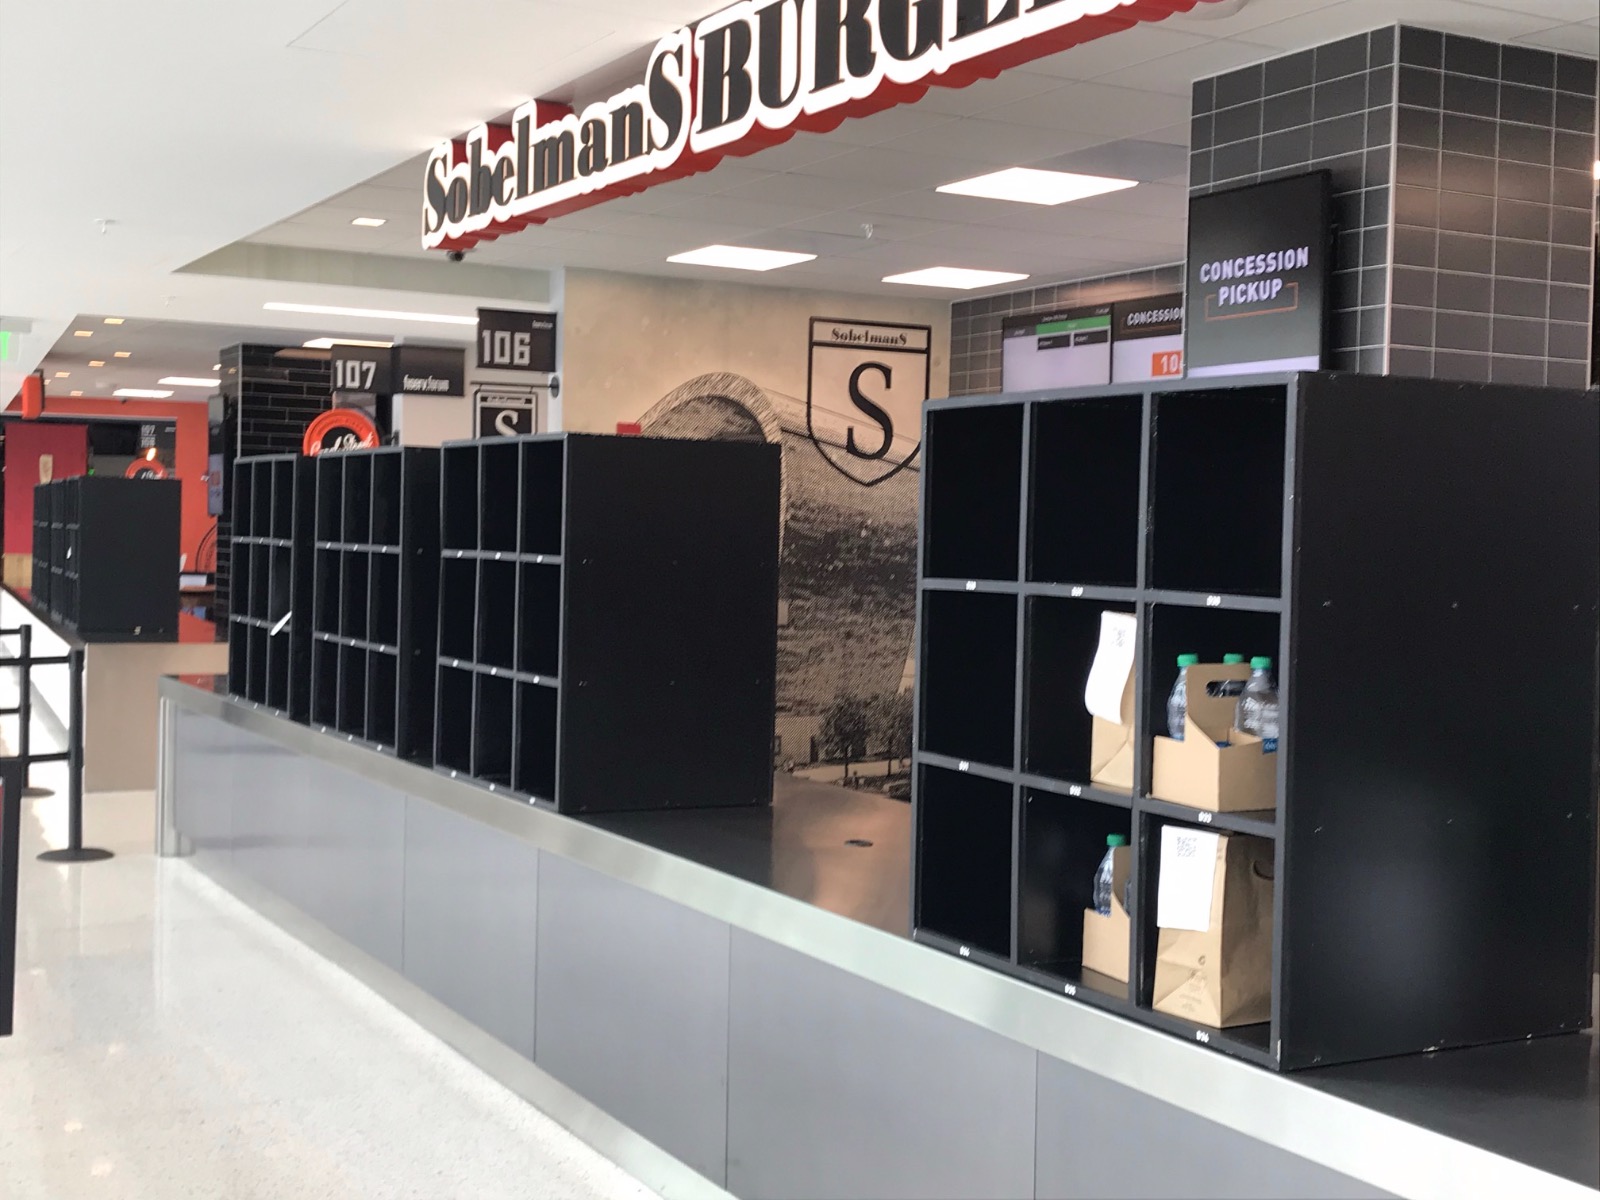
<box><xmin>1153</xmin><ymin>832</ymin><xmax>1274</xmax><ymax>1028</ymax></box>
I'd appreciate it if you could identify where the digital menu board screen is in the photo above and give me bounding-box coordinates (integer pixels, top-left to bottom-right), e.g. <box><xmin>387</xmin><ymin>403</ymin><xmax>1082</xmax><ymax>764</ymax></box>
<box><xmin>1001</xmin><ymin>305</ymin><xmax>1112</xmax><ymax>391</ymax></box>
<box><xmin>1111</xmin><ymin>293</ymin><xmax>1185</xmax><ymax>383</ymax></box>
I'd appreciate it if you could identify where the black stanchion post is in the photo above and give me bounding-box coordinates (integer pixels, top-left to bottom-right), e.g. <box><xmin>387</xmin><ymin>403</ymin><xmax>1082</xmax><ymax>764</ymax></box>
<box><xmin>16</xmin><ymin>626</ymin><xmax>49</xmax><ymax>797</ymax></box>
<box><xmin>37</xmin><ymin>647</ymin><xmax>112</xmax><ymax>864</ymax></box>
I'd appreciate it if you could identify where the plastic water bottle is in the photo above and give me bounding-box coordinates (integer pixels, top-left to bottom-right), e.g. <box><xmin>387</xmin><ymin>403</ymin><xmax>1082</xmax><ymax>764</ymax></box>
<box><xmin>1167</xmin><ymin>654</ymin><xmax>1199</xmax><ymax>739</ymax></box>
<box><xmin>1235</xmin><ymin>656</ymin><xmax>1280</xmax><ymax>751</ymax></box>
<box><xmin>1093</xmin><ymin>833</ymin><xmax>1128</xmax><ymax>916</ymax></box>
<box><xmin>1208</xmin><ymin>654</ymin><xmax>1248</xmax><ymax>699</ymax></box>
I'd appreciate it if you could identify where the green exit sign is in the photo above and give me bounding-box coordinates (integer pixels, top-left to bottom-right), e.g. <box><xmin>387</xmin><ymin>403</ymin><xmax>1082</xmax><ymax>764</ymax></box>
<box><xmin>0</xmin><ymin>330</ymin><xmax>11</xmax><ymax>361</ymax></box>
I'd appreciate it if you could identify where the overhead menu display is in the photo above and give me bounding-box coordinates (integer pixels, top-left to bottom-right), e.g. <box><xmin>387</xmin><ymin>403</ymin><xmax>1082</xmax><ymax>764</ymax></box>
<box><xmin>1184</xmin><ymin>171</ymin><xmax>1333</xmax><ymax>378</ymax></box>
<box><xmin>1111</xmin><ymin>294</ymin><xmax>1184</xmax><ymax>383</ymax></box>
<box><xmin>1001</xmin><ymin>306</ymin><xmax>1112</xmax><ymax>392</ymax></box>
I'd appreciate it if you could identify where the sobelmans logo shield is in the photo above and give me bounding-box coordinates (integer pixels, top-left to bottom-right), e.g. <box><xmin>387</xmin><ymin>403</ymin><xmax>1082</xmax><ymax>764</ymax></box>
<box><xmin>806</xmin><ymin>318</ymin><xmax>931</xmax><ymax>487</ymax></box>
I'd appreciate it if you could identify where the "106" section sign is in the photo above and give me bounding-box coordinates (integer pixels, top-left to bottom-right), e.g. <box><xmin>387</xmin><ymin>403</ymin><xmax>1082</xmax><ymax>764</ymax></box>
<box><xmin>477</xmin><ymin>308</ymin><xmax>558</xmax><ymax>373</ymax></box>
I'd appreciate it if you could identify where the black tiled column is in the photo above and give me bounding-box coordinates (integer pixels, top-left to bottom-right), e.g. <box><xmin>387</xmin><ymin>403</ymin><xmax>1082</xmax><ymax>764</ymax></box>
<box><xmin>1194</xmin><ymin>24</ymin><xmax>1598</xmax><ymax>387</ymax></box>
<box><xmin>213</xmin><ymin>343</ymin><xmax>331</xmax><ymax>620</ymax></box>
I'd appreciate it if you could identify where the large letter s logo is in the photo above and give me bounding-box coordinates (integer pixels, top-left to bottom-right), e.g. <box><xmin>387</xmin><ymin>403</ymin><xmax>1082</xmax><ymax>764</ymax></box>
<box><xmin>845</xmin><ymin>361</ymin><xmax>894</xmax><ymax>460</ymax></box>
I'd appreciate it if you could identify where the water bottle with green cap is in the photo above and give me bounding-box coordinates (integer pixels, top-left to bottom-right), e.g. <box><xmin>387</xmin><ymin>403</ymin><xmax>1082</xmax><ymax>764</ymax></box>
<box><xmin>1167</xmin><ymin>653</ymin><xmax>1199</xmax><ymax>740</ymax></box>
<box><xmin>1235</xmin><ymin>656</ymin><xmax>1280</xmax><ymax>751</ymax></box>
<box><xmin>1093</xmin><ymin>833</ymin><xmax>1127</xmax><ymax>916</ymax></box>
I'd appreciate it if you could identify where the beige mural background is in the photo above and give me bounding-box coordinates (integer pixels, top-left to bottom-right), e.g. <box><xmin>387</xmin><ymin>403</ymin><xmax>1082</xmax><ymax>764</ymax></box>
<box><xmin>561</xmin><ymin>269</ymin><xmax>951</xmax><ymax>777</ymax></box>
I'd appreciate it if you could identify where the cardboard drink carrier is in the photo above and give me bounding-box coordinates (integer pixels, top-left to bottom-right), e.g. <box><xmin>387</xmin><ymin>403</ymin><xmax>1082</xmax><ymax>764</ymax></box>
<box><xmin>1152</xmin><ymin>830</ymin><xmax>1274</xmax><ymax>1028</ymax></box>
<box><xmin>1151</xmin><ymin>662</ymin><xmax>1277</xmax><ymax>812</ymax></box>
<box><xmin>1080</xmin><ymin>843</ymin><xmax>1131</xmax><ymax>983</ymax></box>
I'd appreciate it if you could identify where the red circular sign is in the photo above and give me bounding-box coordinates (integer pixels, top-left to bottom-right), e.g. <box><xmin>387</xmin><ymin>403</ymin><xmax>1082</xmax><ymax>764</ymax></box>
<box><xmin>303</xmin><ymin>408</ymin><xmax>381</xmax><ymax>456</ymax></box>
<box><xmin>125</xmin><ymin>459</ymin><xmax>169</xmax><ymax>479</ymax></box>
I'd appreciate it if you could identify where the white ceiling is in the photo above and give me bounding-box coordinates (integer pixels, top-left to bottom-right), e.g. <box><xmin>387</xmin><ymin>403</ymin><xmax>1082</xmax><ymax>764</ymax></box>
<box><xmin>239</xmin><ymin>0</ymin><xmax>1599</xmax><ymax>295</ymax></box>
<box><xmin>32</xmin><ymin>316</ymin><xmax>345</xmax><ymax>400</ymax></box>
<box><xmin>4</xmin><ymin>0</ymin><xmax>1597</xmax><ymax>392</ymax></box>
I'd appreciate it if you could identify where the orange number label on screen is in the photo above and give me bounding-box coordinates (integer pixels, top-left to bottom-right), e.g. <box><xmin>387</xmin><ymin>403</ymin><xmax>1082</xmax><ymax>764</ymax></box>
<box><xmin>1152</xmin><ymin>351</ymin><xmax>1183</xmax><ymax>378</ymax></box>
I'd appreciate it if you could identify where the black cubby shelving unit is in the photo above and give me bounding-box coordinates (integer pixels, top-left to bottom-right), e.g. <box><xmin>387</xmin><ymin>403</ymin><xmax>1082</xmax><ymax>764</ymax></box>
<box><xmin>434</xmin><ymin>433</ymin><xmax>779</xmax><ymax>815</ymax></box>
<box><xmin>227</xmin><ymin>456</ymin><xmax>314</xmax><ymax>717</ymax></box>
<box><xmin>31</xmin><ymin>477</ymin><xmax>180</xmax><ymax>640</ymax></box>
<box><xmin>305</xmin><ymin>447</ymin><xmax>441</xmax><ymax>761</ymax></box>
<box><xmin>913</xmin><ymin>372</ymin><xmax>1599</xmax><ymax>1070</ymax></box>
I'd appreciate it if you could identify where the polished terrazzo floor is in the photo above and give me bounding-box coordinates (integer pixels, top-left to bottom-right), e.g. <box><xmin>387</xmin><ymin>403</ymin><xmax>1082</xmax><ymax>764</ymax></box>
<box><xmin>1</xmin><ymin>765</ymin><xmax>659</xmax><ymax>1200</ymax></box>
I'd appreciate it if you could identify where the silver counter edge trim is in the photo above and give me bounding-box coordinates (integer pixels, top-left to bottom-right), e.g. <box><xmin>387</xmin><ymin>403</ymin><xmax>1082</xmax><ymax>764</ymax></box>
<box><xmin>173</xmin><ymin>844</ymin><xmax>734</xmax><ymax>1200</ymax></box>
<box><xmin>158</xmin><ymin>680</ymin><xmax>1597</xmax><ymax>1200</ymax></box>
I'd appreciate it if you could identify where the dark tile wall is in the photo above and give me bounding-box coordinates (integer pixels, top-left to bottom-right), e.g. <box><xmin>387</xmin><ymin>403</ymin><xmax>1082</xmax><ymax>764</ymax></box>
<box><xmin>948</xmin><ymin>263</ymin><xmax>1185</xmax><ymax>395</ymax></box>
<box><xmin>214</xmin><ymin>343</ymin><xmax>331</xmax><ymax>619</ymax></box>
<box><xmin>1192</xmin><ymin>27</ymin><xmax>1398</xmax><ymax>375</ymax></box>
<box><xmin>1387</xmin><ymin>28</ymin><xmax>1597</xmax><ymax>388</ymax></box>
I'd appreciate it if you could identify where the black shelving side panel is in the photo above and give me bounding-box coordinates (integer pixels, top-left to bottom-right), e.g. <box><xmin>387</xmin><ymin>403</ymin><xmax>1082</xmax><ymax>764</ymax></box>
<box><xmin>32</xmin><ymin>477</ymin><xmax>179</xmax><ymax>641</ymax></box>
<box><xmin>307</xmin><ymin>448</ymin><xmax>441</xmax><ymax>762</ymax></box>
<box><xmin>226</xmin><ymin>456</ymin><xmax>314</xmax><ymax>717</ymax></box>
<box><xmin>434</xmin><ymin>433</ymin><xmax>779</xmax><ymax>815</ymax></box>
<box><xmin>912</xmin><ymin>373</ymin><xmax>1599</xmax><ymax>1072</ymax></box>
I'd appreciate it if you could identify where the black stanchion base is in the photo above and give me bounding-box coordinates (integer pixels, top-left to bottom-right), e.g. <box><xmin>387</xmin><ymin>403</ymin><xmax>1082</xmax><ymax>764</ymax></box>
<box><xmin>23</xmin><ymin>786</ymin><xmax>54</xmax><ymax>797</ymax></box>
<box><xmin>38</xmin><ymin>847</ymin><xmax>115</xmax><ymax>863</ymax></box>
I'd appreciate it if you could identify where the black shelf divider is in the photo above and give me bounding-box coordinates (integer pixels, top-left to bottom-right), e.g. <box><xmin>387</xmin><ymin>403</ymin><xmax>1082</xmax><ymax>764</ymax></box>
<box><xmin>912</xmin><ymin>372</ymin><xmax>1600</xmax><ymax>1071</ymax></box>
<box><xmin>34</xmin><ymin>476</ymin><xmax>180</xmax><ymax>641</ymax></box>
<box><xmin>434</xmin><ymin>433</ymin><xmax>779</xmax><ymax>814</ymax></box>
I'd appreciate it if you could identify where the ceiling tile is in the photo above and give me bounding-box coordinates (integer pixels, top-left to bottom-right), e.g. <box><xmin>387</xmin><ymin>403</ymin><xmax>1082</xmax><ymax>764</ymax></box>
<box><xmin>879</xmin><ymin>119</ymin><xmax>1106</xmax><ymax>167</ymax></box>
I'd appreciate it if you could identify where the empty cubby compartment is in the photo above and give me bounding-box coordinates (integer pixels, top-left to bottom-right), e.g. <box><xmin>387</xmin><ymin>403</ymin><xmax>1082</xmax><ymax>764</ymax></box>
<box><xmin>435</xmin><ymin>666</ymin><xmax>475</xmax><ymax>773</ymax></box>
<box><xmin>246</xmin><ymin>626</ymin><xmax>269</xmax><ymax>705</ymax></box>
<box><xmin>916</xmin><ymin>764</ymin><xmax>1014</xmax><ymax>959</ymax></box>
<box><xmin>1143</xmin><ymin>604</ymin><xmax>1282</xmax><ymax>750</ymax></box>
<box><xmin>442</xmin><ymin>445</ymin><xmax>480</xmax><ymax>550</ymax></box>
<box><xmin>271</xmin><ymin>460</ymin><xmax>295</xmax><ymax>533</ymax></box>
<box><xmin>481</xmin><ymin>442</ymin><xmax>520</xmax><ymax>551</ymax></box>
<box><xmin>1024</xmin><ymin>597</ymin><xmax>1136</xmax><ymax>786</ymax></box>
<box><xmin>517</xmin><ymin>563</ymin><xmax>561</xmax><ymax>677</ymax></box>
<box><xmin>315</xmin><ymin>459</ymin><xmax>343</xmax><ymax>541</ymax></box>
<box><xmin>342</xmin><ymin>453</ymin><xmax>373</xmax><ymax>544</ymax></box>
<box><xmin>268</xmin><ymin>545</ymin><xmax>292</xmax><ymax>622</ymax></box>
<box><xmin>231</xmin><ymin>465</ymin><xmax>254</xmax><ymax>539</ymax></box>
<box><xmin>477</xmin><ymin>560</ymin><xmax>517</xmax><ymax>669</ymax></box>
<box><xmin>265</xmin><ymin>634</ymin><xmax>291</xmax><ymax>712</ymax></box>
<box><xmin>371</xmin><ymin>452</ymin><xmax>402</xmax><ymax>545</ymax></box>
<box><xmin>473</xmin><ymin>673</ymin><xmax>515</xmax><ymax>785</ymax></box>
<box><xmin>251</xmin><ymin>465</ymin><xmax>273</xmax><ymax>535</ymax></box>
<box><xmin>249</xmin><ymin>544</ymin><xmax>271</xmax><ymax>619</ymax></box>
<box><xmin>228</xmin><ymin>625</ymin><xmax>249</xmax><ymax>695</ymax></box>
<box><xmin>923</xmin><ymin>403</ymin><xmax>1023</xmax><ymax>581</ymax></box>
<box><xmin>310</xmin><ymin>642</ymin><xmax>339</xmax><ymax>726</ymax></box>
<box><xmin>515</xmin><ymin>683</ymin><xmax>558</xmax><ymax>800</ymax></box>
<box><xmin>1149</xmin><ymin>387</ymin><xmax>1287</xmax><ymax>597</ymax></box>
<box><xmin>520</xmin><ymin>440</ymin><xmax>564</xmax><ymax>556</ymax></box>
<box><xmin>313</xmin><ymin>549</ymin><xmax>340</xmax><ymax>635</ymax></box>
<box><xmin>1019</xmin><ymin>791</ymin><xmax>1131</xmax><ymax>994</ymax></box>
<box><xmin>438</xmin><ymin>559</ymin><xmax>477</xmax><ymax>661</ymax></box>
<box><xmin>919</xmin><ymin>590</ymin><xmax>1017</xmax><ymax>770</ymax></box>
<box><xmin>338</xmin><ymin>645</ymin><xmax>367</xmax><ymax>738</ymax></box>
<box><xmin>341</xmin><ymin>553</ymin><xmax>370</xmax><ymax>642</ymax></box>
<box><xmin>1028</xmin><ymin>396</ymin><xmax>1143</xmax><ymax>586</ymax></box>
<box><xmin>232</xmin><ymin>544</ymin><xmax>253</xmax><ymax>618</ymax></box>
<box><xmin>367</xmin><ymin>650</ymin><xmax>398</xmax><ymax>749</ymax></box>
<box><xmin>369</xmin><ymin>553</ymin><xmax>400</xmax><ymax>648</ymax></box>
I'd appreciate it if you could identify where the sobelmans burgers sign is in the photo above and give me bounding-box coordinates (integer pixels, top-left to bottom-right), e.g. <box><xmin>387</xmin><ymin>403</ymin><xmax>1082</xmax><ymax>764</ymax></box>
<box><xmin>422</xmin><ymin>0</ymin><xmax>1202</xmax><ymax>252</ymax></box>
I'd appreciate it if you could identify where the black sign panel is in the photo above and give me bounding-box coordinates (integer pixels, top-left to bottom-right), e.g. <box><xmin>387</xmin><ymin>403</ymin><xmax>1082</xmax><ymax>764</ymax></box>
<box><xmin>1184</xmin><ymin>171</ymin><xmax>1332</xmax><ymax>378</ymax></box>
<box><xmin>477</xmin><ymin>308</ymin><xmax>558</xmax><ymax>372</ymax></box>
<box><xmin>1111</xmin><ymin>292</ymin><xmax>1185</xmax><ymax>383</ymax></box>
<box><xmin>330</xmin><ymin>345</ymin><xmax>393</xmax><ymax>395</ymax></box>
<box><xmin>475</xmin><ymin>384</ymin><xmax>541</xmax><ymax>438</ymax></box>
<box><xmin>393</xmin><ymin>344</ymin><xmax>465</xmax><ymax>396</ymax></box>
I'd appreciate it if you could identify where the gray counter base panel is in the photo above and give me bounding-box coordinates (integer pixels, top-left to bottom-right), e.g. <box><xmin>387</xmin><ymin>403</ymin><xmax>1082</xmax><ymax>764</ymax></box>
<box><xmin>161</xmin><ymin>686</ymin><xmax>1593</xmax><ymax>1200</ymax></box>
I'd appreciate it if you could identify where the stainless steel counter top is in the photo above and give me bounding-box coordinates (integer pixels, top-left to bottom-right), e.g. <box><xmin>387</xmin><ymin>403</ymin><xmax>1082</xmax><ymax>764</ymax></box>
<box><xmin>160</xmin><ymin>678</ymin><xmax>1599</xmax><ymax>1199</ymax></box>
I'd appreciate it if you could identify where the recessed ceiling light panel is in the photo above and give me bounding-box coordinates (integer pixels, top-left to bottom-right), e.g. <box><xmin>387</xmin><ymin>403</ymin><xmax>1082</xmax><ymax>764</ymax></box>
<box><xmin>114</xmin><ymin>351</ymin><xmax>132</xmax><ymax>358</ymax></box>
<box><xmin>666</xmin><ymin>245</ymin><xmax>817</xmax><ymax>271</ymax></box>
<box><xmin>158</xmin><ymin>376</ymin><xmax>222</xmax><ymax>387</ymax></box>
<box><xmin>882</xmin><ymin>267</ymin><xmax>1030</xmax><ymax>290</ymax></box>
<box><xmin>102</xmin><ymin>316</ymin><xmax>125</xmax><ymax>325</ymax></box>
<box><xmin>302</xmin><ymin>338</ymin><xmax>395</xmax><ymax>349</ymax></box>
<box><xmin>351</xmin><ymin>217</ymin><xmax>388</xmax><ymax>227</ymax></box>
<box><xmin>73</xmin><ymin>329</ymin><xmax>92</xmax><ymax>337</ymax></box>
<box><xmin>113</xmin><ymin>388</ymin><xmax>174</xmax><ymax>398</ymax></box>
<box><xmin>89</xmin><ymin>359</ymin><xmax>105</xmax><ymax>367</ymax></box>
<box><xmin>937</xmin><ymin>167</ymin><xmax>1138</xmax><ymax>206</ymax></box>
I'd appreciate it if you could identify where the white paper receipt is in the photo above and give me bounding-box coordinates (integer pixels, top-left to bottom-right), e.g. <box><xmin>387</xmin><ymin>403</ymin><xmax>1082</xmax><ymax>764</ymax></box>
<box><xmin>1156</xmin><ymin>826</ymin><xmax>1221</xmax><ymax>932</ymax></box>
<box><xmin>1083</xmin><ymin>610</ymin><xmax>1138</xmax><ymax>723</ymax></box>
